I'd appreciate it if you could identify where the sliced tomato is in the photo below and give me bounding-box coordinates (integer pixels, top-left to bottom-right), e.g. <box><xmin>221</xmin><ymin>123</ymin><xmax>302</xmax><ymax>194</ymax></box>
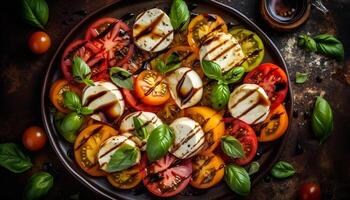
<box><xmin>244</xmin><ymin>63</ymin><xmax>288</xmax><ymax>109</ymax></box>
<box><xmin>187</xmin><ymin>14</ymin><xmax>228</xmax><ymax>54</ymax></box>
<box><xmin>163</xmin><ymin>46</ymin><xmax>197</xmax><ymax>69</ymax></box>
<box><xmin>107</xmin><ymin>164</ymin><xmax>144</xmax><ymax>189</ymax></box>
<box><xmin>121</xmin><ymin>89</ymin><xmax>162</xmax><ymax>112</ymax></box>
<box><xmin>142</xmin><ymin>154</ymin><xmax>192</xmax><ymax>197</ymax></box>
<box><xmin>156</xmin><ymin>100</ymin><xmax>183</xmax><ymax>124</ymax></box>
<box><xmin>74</xmin><ymin>124</ymin><xmax>117</xmax><ymax>176</ymax></box>
<box><xmin>134</xmin><ymin>70</ymin><xmax>170</xmax><ymax>106</ymax></box>
<box><xmin>255</xmin><ymin>104</ymin><xmax>289</xmax><ymax>142</ymax></box>
<box><xmin>85</xmin><ymin>17</ymin><xmax>118</xmax><ymax>40</ymax></box>
<box><xmin>190</xmin><ymin>153</ymin><xmax>225</xmax><ymax>189</ymax></box>
<box><xmin>223</xmin><ymin>119</ymin><xmax>258</xmax><ymax>165</ymax></box>
<box><xmin>49</xmin><ymin>79</ymin><xmax>82</xmax><ymax>113</ymax></box>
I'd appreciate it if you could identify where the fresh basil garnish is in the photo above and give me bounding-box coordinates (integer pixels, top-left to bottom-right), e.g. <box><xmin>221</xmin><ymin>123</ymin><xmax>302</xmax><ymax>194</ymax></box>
<box><xmin>201</xmin><ymin>60</ymin><xmax>222</xmax><ymax>80</ymax></box>
<box><xmin>298</xmin><ymin>34</ymin><xmax>344</xmax><ymax>61</ymax></box>
<box><xmin>225</xmin><ymin>164</ymin><xmax>251</xmax><ymax>196</ymax></box>
<box><xmin>146</xmin><ymin>124</ymin><xmax>174</xmax><ymax>162</ymax></box>
<box><xmin>170</xmin><ymin>0</ymin><xmax>190</xmax><ymax>31</ymax></box>
<box><xmin>247</xmin><ymin>161</ymin><xmax>260</xmax><ymax>176</ymax></box>
<box><xmin>24</xmin><ymin>172</ymin><xmax>54</xmax><ymax>200</ymax></box>
<box><xmin>270</xmin><ymin>161</ymin><xmax>295</xmax><ymax>179</ymax></box>
<box><xmin>221</xmin><ymin>135</ymin><xmax>245</xmax><ymax>158</ymax></box>
<box><xmin>21</xmin><ymin>0</ymin><xmax>49</xmax><ymax>29</ymax></box>
<box><xmin>110</xmin><ymin>67</ymin><xmax>133</xmax><ymax>90</ymax></box>
<box><xmin>156</xmin><ymin>53</ymin><xmax>182</xmax><ymax>74</ymax></box>
<box><xmin>210</xmin><ymin>83</ymin><xmax>230</xmax><ymax>110</ymax></box>
<box><xmin>295</xmin><ymin>72</ymin><xmax>308</xmax><ymax>84</ymax></box>
<box><xmin>222</xmin><ymin>66</ymin><xmax>245</xmax><ymax>84</ymax></box>
<box><xmin>63</xmin><ymin>91</ymin><xmax>81</xmax><ymax>111</ymax></box>
<box><xmin>72</xmin><ymin>56</ymin><xmax>95</xmax><ymax>86</ymax></box>
<box><xmin>133</xmin><ymin>117</ymin><xmax>149</xmax><ymax>140</ymax></box>
<box><xmin>106</xmin><ymin>144</ymin><xmax>139</xmax><ymax>173</ymax></box>
<box><xmin>0</xmin><ymin>143</ymin><xmax>33</xmax><ymax>173</ymax></box>
<box><xmin>55</xmin><ymin>112</ymin><xmax>84</xmax><ymax>143</ymax></box>
<box><xmin>311</xmin><ymin>96</ymin><xmax>333</xmax><ymax>143</ymax></box>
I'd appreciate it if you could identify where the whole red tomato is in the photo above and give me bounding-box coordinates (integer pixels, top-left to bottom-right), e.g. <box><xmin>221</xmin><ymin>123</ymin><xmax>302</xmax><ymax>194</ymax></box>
<box><xmin>22</xmin><ymin>126</ymin><xmax>47</xmax><ymax>151</ymax></box>
<box><xmin>299</xmin><ymin>182</ymin><xmax>321</xmax><ymax>200</ymax></box>
<box><xmin>28</xmin><ymin>31</ymin><xmax>51</xmax><ymax>54</ymax></box>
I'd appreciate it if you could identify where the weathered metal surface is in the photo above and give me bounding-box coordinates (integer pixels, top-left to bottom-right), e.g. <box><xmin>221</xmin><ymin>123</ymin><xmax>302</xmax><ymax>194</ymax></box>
<box><xmin>0</xmin><ymin>0</ymin><xmax>349</xmax><ymax>199</ymax></box>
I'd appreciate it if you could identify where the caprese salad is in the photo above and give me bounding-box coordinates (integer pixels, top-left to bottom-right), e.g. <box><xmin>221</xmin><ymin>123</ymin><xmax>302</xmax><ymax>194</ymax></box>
<box><xmin>49</xmin><ymin>0</ymin><xmax>289</xmax><ymax>197</ymax></box>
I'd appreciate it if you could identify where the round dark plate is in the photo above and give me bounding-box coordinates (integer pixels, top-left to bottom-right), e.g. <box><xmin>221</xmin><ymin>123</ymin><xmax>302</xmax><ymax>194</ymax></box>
<box><xmin>41</xmin><ymin>0</ymin><xmax>293</xmax><ymax>199</ymax></box>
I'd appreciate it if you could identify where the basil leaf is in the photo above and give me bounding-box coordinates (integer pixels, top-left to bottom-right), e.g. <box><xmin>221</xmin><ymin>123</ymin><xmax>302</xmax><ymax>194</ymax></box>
<box><xmin>295</xmin><ymin>72</ymin><xmax>308</xmax><ymax>84</ymax></box>
<box><xmin>201</xmin><ymin>60</ymin><xmax>222</xmax><ymax>80</ymax></box>
<box><xmin>298</xmin><ymin>34</ymin><xmax>317</xmax><ymax>52</ymax></box>
<box><xmin>225</xmin><ymin>164</ymin><xmax>251</xmax><ymax>196</ymax></box>
<box><xmin>63</xmin><ymin>91</ymin><xmax>81</xmax><ymax>111</ymax></box>
<box><xmin>170</xmin><ymin>0</ymin><xmax>190</xmax><ymax>31</ymax></box>
<box><xmin>0</xmin><ymin>143</ymin><xmax>33</xmax><ymax>173</ymax></box>
<box><xmin>311</xmin><ymin>96</ymin><xmax>333</xmax><ymax>143</ymax></box>
<box><xmin>270</xmin><ymin>161</ymin><xmax>295</xmax><ymax>179</ymax></box>
<box><xmin>221</xmin><ymin>136</ymin><xmax>245</xmax><ymax>158</ymax></box>
<box><xmin>24</xmin><ymin>172</ymin><xmax>54</xmax><ymax>200</ymax></box>
<box><xmin>133</xmin><ymin>117</ymin><xmax>149</xmax><ymax>140</ymax></box>
<box><xmin>210</xmin><ymin>83</ymin><xmax>230</xmax><ymax>110</ymax></box>
<box><xmin>55</xmin><ymin>112</ymin><xmax>83</xmax><ymax>143</ymax></box>
<box><xmin>79</xmin><ymin>107</ymin><xmax>93</xmax><ymax>115</ymax></box>
<box><xmin>222</xmin><ymin>67</ymin><xmax>245</xmax><ymax>84</ymax></box>
<box><xmin>72</xmin><ymin>56</ymin><xmax>94</xmax><ymax>86</ymax></box>
<box><xmin>146</xmin><ymin>124</ymin><xmax>174</xmax><ymax>162</ymax></box>
<box><xmin>247</xmin><ymin>161</ymin><xmax>260</xmax><ymax>175</ymax></box>
<box><xmin>156</xmin><ymin>54</ymin><xmax>182</xmax><ymax>74</ymax></box>
<box><xmin>314</xmin><ymin>34</ymin><xmax>344</xmax><ymax>61</ymax></box>
<box><xmin>109</xmin><ymin>67</ymin><xmax>133</xmax><ymax>90</ymax></box>
<box><xmin>22</xmin><ymin>0</ymin><xmax>49</xmax><ymax>29</ymax></box>
<box><xmin>106</xmin><ymin>144</ymin><xmax>138</xmax><ymax>172</ymax></box>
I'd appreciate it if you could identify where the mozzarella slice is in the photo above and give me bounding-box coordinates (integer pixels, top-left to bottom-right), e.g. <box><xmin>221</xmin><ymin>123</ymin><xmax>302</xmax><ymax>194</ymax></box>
<box><xmin>199</xmin><ymin>32</ymin><xmax>244</xmax><ymax>73</ymax></box>
<box><xmin>169</xmin><ymin>117</ymin><xmax>205</xmax><ymax>159</ymax></box>
<box><xmin>119</xmin><ymin>111</ymin><xmax>163</xmax><ymax>151</ymax></box>
<box><xmin>82</xmin><ymin>81</ymin><xmax>125</xmax><ymax>122</ymax></box>
<box><xmin>97</xmin><ymin>135</ymin><xmax>141</xmax><ymax>172</ymax></box>
<box><xmin>167</xmin><ymin>67</ymin><xmax>203</xmax><ymax>109</ymax></box>
<box><xmin>228</xmin><ymin>84</ymin><xmax>270</xmax><ymax>124</ymax></box>
<box><xmin>133</xmin><ymin>8</ymin><xmax>174</xmax><ymax>52</ymax></box>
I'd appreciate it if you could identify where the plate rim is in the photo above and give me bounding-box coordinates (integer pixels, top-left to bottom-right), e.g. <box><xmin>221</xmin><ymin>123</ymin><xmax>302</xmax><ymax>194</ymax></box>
<box><xmin>41</xmin><ymin>0</ymin><xmax>294</xmax><ymax>199</ymax></box>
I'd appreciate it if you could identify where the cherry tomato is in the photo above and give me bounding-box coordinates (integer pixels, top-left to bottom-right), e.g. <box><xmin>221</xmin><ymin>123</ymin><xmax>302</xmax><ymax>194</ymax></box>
<box><xmin>299</xmin><ymin>182</ymin><xmax>321</xmax><ymax>200</ymax></box>
<box><xmin>107</xmin><ymin>164</ymin><xmax>144</xmax><ymax>189</ymax></box>
<box><xmin>188</xmin><ymin>14</ymin><xmax>228</xmax><ymax>54</ymax></box>
<box><xmin>49</xmin><ymin>79</ymin><xmax>82</xmax><ymax>113</ymax></box>
<box><xmin>142</xmin><ymin>154</ymin><xmax>192</xmax><ymax>197</ymax></box>
<box><xmin>22</xmin><ymin>126</ymin><xmax>47</xmax><ymax>151</ymax></box>
<box><xmin>190</xmin><ymin>153</ymin><xmax>225</xmax><ymax>189</ymax></box>
<box><xmin>74</xmin><ymin>124</ymin><xmax>117</xmax><ymax>176</ymax></box>
<box><xmin>255</xmin><ymin>104</ymin><xmax>289</xmax><ymax>142</ymax></box>
<box><xmin>244</xmin><ymin>63</ymin><xmax>288</xmax><ymax>109</ymax></box>
<box><xmin>121</xmin><ymin>89</ymin><xmax>162</xmax><ymax>112</ymax></box>
<box><xmin>223</xmin><ymin>119</ymin><xmax>258</xmax><ymax>165</ymax></box>
<box><xmin>28</xmin><ymin>31</ymin><xmax>51</xmax><ymax>54</ymax></box>
<box><xmin>134</xmin><ymin>70</ymin><xmax>170</xmax><ymax>106</ymax></box>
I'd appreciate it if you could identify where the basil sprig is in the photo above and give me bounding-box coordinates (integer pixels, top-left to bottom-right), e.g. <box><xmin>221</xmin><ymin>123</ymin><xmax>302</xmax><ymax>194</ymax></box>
<box><xmin>270</xmin><ymin>161</ymin><xmax>295</xmax><ymax>179</ymax></box>
<box><xmin>0</xmin><ymin>143</ymin><xmax>33</xmax><ymax>173</ymax></box>
<box><xmin>247</xmin><ymin>161</ymin><xmax>260</xmax><ymax>176</ymax></box>
<box><xmin>106</xmin><ymin>144</ymin><xmax>139</xmax><ymax>173</ymax></box>
<box><xmin>133</xmin><ymin>117</ymin><xmax>149</xmax><ymax>140</ymax></box>
<box><xmin>55</xmin><ymin>112</ymin><xmax>84</xmax><ymax>143</ymax></box>
<box><xmin>21</xmin><ymin>0</ymin><xmax>49</xmax><ymax>29</ymax></box>
<box><xmin>24</xmin><ymin>172</ymin><xmax>54</xmax><ymax>200</ymax></box>
<box><xmin>221</xmin><ymin>135</ymin><xmax>244</xmax><ymax>158</ymax></box>
<box><xmin>169</xmin><ymin>0</ymin><xmax>190</xmax><ymax>31</ymax></box>
<box><xmin>201</xmin><ymin>60</ymin><xmax>245</xmax><ymax>109</ymax></box>
<box><xmin>311</xmin><ymin>96</ymin><xmax>333</xmax><ymax>143</ymax></box>
<box><xmin>156</xmin><ymin>53</ymin><xmax>182</xmax><ymax>74</ymax></box>
<box><xmin>72</xmin><ymin>56</ymin><xmax>95</xmax><ymax>86</ymax></box>
<box><xmin>298</xmin><ymin>34</ymin><xmax>344</xmax><ymax>61</ymax></box>
<box><xmin>146</xmin><ymin>124</ymin><xmax>174</xmax><ymax>162</ymax></box>
<box><xmin>295</xmin><ymin>72</ymin><xmax>308</xmax><ymax>84</ymax></box>
<box><xmin>63</xmin><ymin>91</ymin><xmax>93</xmax><ymax>115</ymax></box>
<box><xmin>110</xmin><ymin>67</ymin><xmax>133</xmax><ymax>90</ymax></box>
<box><xmin>225</xmin><ymin>164</ymin><xmax>251</xmax><ymax>196</ymax></box>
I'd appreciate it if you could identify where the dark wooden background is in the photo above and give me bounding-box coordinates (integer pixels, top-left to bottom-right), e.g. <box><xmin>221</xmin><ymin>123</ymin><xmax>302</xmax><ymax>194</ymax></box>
<box><xmin>1</xmin><ymin>0</ymin><xmax>349</xmax><ymax>199</ymax></box>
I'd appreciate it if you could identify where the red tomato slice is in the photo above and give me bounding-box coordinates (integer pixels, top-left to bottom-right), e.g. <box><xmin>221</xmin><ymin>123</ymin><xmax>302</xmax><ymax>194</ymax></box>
<box><xmin>142</xmin><ymin>154</ymin><xmax>192</xmax><ymax>197</ymax></box>
<box><xmin>85</xmin><ymin>17</ymin><xmax>118</xmax><ymax>40</ymax></box>
<box><xmin>243</xmin><ymin>63</ymin><xmax>288</xmax><ymax>109</ymax></box>
<box><xmin>223</xmin><ymin>119</ymin><xmax>258</xmax><ymax>166</ymax></box>
<box><xmin>121</xmin><ymin>88</ymin><xmax>162</xmax><ymax>112</ymax></box>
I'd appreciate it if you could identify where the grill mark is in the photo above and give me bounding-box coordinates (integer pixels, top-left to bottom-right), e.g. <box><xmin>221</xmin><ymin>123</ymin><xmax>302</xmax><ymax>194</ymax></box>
<box><xmin>179</xmin><ymin>52</ymin><xmax>193</xmax><ymax>63</ymax></box>
<box><xmin>212</xmin><ymin>42</ymin><xmax>239</xmax><ymax>61</ymax></box>
<box><xmin>171</xmin><ymin>124</ymin><xmax>201</xmax><ymax>153</ymax></box>
<box><xmin>181</xmin><ymin>87</ymin><xmax>202</xmax><ymax>105</ymax></box>
<box><xmin>199</xmin><ymin>164</ymin><xmax>225</xmax><ymax>185</ymax></box>
<box><xmin>202</xmin><ymin>38</ymin><xmax>227</xmax><ymax>60</ymax></box>
<box><xmin>198</xmin><ymin>23</ymin><xmax>225</xmax><ymax>48</ymax></box>
<box><xmin>144</xmin><ymin>79</ymin><xmax>164</xmax><ymax>97</ymax></box>
<box><xmin>98</xmin><ymin>134</ymin><xmax>134</xmax><ymax>159</ymax></box>
<box><xmin>75</xmin><ymin>125</ymin><xmax>103</xmax><ymax>151</ymax></box>
<box><xmin>150</xmin><ymin>30</ymin><xmax>174</xmax><ymax>51</ymax></box>
<box><xmin>235</xmin><ymin>101</ymin><xmax>261</xmax><ymax>119</ymax></box>
<box><xmin>129</xmin><ymin>115</ymin><xmax>157</xmax><ymax>132</ymax></box>
<box><xmin>124</xmin><ymin>111</ymin><xmax>143</xmax><ymax>121</ymax></box>
<box><xmin>134</xmin><ymin>13</ymin><xmax>165</xmax><ymax>41</ymax></box>
<box><xmin>184</xmin><ymin>138</ymin><xmax>205</xmax><ymax>158</ymax></box>
<box><xmin>229</xmin><ymin>88</ymin><xmax>258</xmax><ymax>109</ymax></box>
<box><xmin>84</xmin><ymin>90</ymin><xmax>108</xmax><ymax>105</ymax></box>
<box><xmin>192</xmin><ymin>156</ymin><xmax>214</xmax><ymax>180</ymax></box>
<box><xmin>135</xmin><ymin>11</ymin><xmax>146</xmax><ymax>21</ymax></box>
<box><xmin>251</xmin><ymin>112</ymin><xmax>268</xmax><ymax>124</ymax></box>
<box><xmin>239</xmin><ymin>34</ymin><xmax>254</xmax><ymax>44</ymax></box>
<box><xmin>228</xmin><ymin>48</ymin><xmax>263</xmax><ymax>68</ymax></box>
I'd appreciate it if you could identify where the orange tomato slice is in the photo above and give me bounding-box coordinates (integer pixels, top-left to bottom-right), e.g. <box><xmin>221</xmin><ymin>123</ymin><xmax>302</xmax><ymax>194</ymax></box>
<box><xmin>49</xmin><ymin>79</ymin><xmax>82</xmax><ymax>113</ymax></box>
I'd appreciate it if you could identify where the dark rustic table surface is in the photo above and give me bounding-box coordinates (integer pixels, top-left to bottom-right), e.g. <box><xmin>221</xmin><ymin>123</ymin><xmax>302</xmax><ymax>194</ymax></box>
<box><xmin>1</xmin><ymin>0</ymin><xmax>349</xmax><ymax>199</ymax></box>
